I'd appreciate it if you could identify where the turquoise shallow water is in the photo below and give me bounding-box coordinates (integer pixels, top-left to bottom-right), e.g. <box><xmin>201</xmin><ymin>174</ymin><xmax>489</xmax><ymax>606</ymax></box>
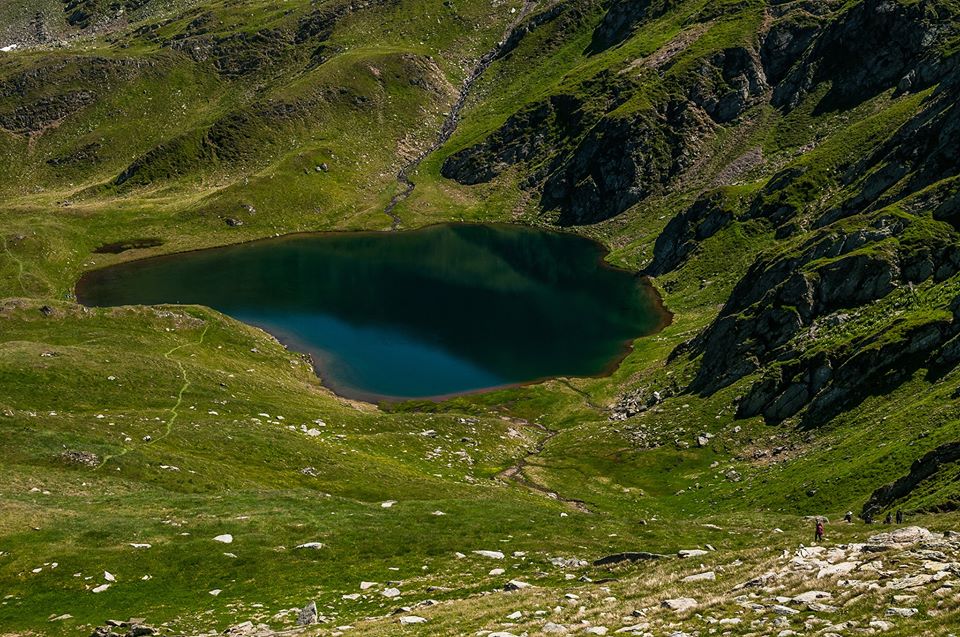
<box><xmin>76</xmin><ymin>224</ymin><xmax>667</xmax><ymax>401</ymax></box>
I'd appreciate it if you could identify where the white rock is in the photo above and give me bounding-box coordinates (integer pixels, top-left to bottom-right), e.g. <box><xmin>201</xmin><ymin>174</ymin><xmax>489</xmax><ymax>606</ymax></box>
<box><xmin>678</xmin><ymin>549</ymin><xmax>709</xmax><ymax>559</ymax></box>
<box><xmin>867</xmin><ymin>526</ymin><xmax>935</xmax><ymax>548</ymax></box>
<box><xmin>869</xmin><ymin>620</ymin><xmax>895</xmax><ymax>631</ymax></box>
<box><xmin>506</xmin><ymin>611</ymin><xmax>522</xmax><ymax>620</ymax></box>
<box><xmin>381</xmin><ymin>587</ymin><xmax>401</xmax><ymax>598</ymax></box>
<box><xmin>489</xmin><ymin>568</ymin><xmax>505</xmax><ymax>576</ymax></box>
<box><xmin>295</xmin><ymin>542</ymin><xmax>324</xmax><ymax>550</ymax></box>
<box><xmin>816</xmin><ymin>562</ymin><xmax>858</xmax><ymax>578</ymax></box>
<box><xmin>360</xmin><ymin>581</ymin><xmax>377</xmax><ymax>590</ymax></box>
<box><xmin>886</xmin><ymin>607</ymin><xmax>918</xmax><ymax>618</ymax></box>
<box><xmin>91</xmin><ymin>584</ymin><xmax>110</xmax><ymax>593</ymax></box>
<box><xmin>585</xmin><ymin>627</ymin><xmax>608</xmax><ymax>635</ymax></box>
<box><xmin>792</xmin><ymin>590</ymin><xmax>832</xmax><ymax>604</ymax></box>
<box><xmin>381</xmin><ymin>500</ymin><xmax>397</xmax><ymax>508</ymax></box>
<box><xmin>473</xmin><ymin>550</ymin><xmax>505</xmax><ymax>559</ymax></box>
<box><xmin>661</xmin><ymin>597</ymin><xmax>698</xmax><ymax>612</ymax></box>
<box><xmin>128</xmin><ymin>543</ymin><xmax>151</xmax><ymax>549</ymax></box>
<box><xmin>213</xmin><ymin>534</ymin><xmax>233</xmax><ymax>544</ymax></box>
<box><xmin>399</xmin><ymin>616</ymin><xmax>427</xmax><ymax>625</ymax></box>
<box><xmin>504</xmin><ymin>580</ymin><xmax>531</xmax><ymax>591</ymax></box>
<box><xmin>103</xmin><ymin>571</ymin><xmax>116</xmax><ymax>582</ymax></box>
<box><xmin>682</xmin><ymin>571</ymin><xmax>716</xmax><ymax>582</ymax></box>
<box><xmin>886</xmin><ymin>573</ymin><xmax>934</xmax><ymax>589</ymax></box>
<box><xmin>209</xmin><ymin>589</ymin><xmax>222</xmax><ymax>596</ymax></box>
<box><xmin>542</xmin><ymin>622</ymin><xmax>567</xmax><ymax>633</ymax></box>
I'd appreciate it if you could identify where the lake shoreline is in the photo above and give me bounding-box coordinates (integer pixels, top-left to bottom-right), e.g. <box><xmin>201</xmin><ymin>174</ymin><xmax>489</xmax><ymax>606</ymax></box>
<box><xmin>75</xmin><ymin>222</ymin><xmax>674</xmax><ymax>406</ymax></box>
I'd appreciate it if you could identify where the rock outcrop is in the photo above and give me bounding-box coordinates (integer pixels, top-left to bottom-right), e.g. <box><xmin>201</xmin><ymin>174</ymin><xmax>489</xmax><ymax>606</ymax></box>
<box><xmin>770</xmin><ymin>0</ymin><xmax>955</xmax><ymax>111</ymax></box>
<box><xmin>685</xmin><ymin>210</ymin><xmax>960</xmax><ymax>424</ymax></box>
<box><xmin>647</xmin><ymin>189</ymin><xmax>740</xmax><ymax>275</ymax></box>
<box><xmin>863</xmin><ymin>442</ymin><xmax>960</xmax><ymax>515</ymax></box>
<box><xmin>588</xmin><ymin>0</ymin><xmax>675</xmax><ymax>53</ymax></box>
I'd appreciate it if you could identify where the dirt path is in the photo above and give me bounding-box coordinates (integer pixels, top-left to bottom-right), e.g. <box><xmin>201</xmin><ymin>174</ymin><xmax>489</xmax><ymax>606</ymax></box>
<box><xmin>383</xmin><ymin>0</ymin><xmax>542</xmax><ymax>229</ymax></box>
<box><xmin>497</xmin><ymin>419</ymin><xmax>593</xmax><ymax>513</ymax></box>
<box><xmin>96</xmin><ymin>324</ymin><xmax>209</xmax><ymax>470</ymax></box>
<box><xmin>556</xmin><ymin>378</ymin><xmax>605</xmax><ymax>412</ymax></box>
<box><xmin>1</xmin><ymin>235</ymin><xmax>26</xmax><ymax>294</ymax></box>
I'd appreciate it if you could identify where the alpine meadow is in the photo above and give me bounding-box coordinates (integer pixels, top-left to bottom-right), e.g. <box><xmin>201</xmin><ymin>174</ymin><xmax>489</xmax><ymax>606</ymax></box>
<box><xmin>3</xmin><ymin>1</ymin><xmax>960</xmax><ymax>636</ymax></box>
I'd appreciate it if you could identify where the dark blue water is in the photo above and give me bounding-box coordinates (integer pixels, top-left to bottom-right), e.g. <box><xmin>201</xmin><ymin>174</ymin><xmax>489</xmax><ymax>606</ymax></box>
<box><xmin>76</xmin><ymin>224</ymin><xmax>667</xmax><ymax>401</ymax></box>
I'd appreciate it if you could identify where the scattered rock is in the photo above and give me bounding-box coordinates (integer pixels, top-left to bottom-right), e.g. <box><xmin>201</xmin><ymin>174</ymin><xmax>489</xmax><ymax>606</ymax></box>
<box><xmin>399</xmin><ymin>616</ymin><xmax>427</xmax><ymax>625</ymax></box>
<box><xmin>59</xmin><ymin>450</ymin><xmax>99</xmax><ymax>467</ymax></box>
<box><xmin>661</xmin><ymin>597</ymin><xmax>698</xmax><ymax>612</ymax></box>
<box><xmin>885</xmin><ymin>606</ymin><xmax>918</xmax><ymax>618</ymax></box>
<box><xmin>550</xmin><ymin>556</ymin><xmax>588</xmax><ymax>568</ymax></box>
<box><xmin>296</xmin><ymin>601</ymin><xmax>318</xmax><ymax>626</ymax></box>
<box><xmin>791</xmin><ymin>590</ymin><xmax>832</xmax><ymax>604</ymax></box>
<box><xmin>594</xmin><ymin>552</ymin><xmax>668</xmax><ymax>566</ymax></box>
<box><xmin>866</xmin><ymin>526</ymin><xmax>936</xmax><ymax>549</ymax></box>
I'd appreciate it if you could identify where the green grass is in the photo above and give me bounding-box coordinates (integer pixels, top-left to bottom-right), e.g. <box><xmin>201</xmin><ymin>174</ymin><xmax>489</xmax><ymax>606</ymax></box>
<box><xmin>3</xmin><ymin>0</ymin><xmax>960</xmax><ymax>634</ymax></box>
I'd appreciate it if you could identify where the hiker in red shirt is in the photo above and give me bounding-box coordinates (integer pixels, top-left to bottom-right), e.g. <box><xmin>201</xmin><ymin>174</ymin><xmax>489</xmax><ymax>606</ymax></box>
<box><xmin>815</xmin><ymin>519</ymin><xmax>825</xmax><ymax>543</ymax></box>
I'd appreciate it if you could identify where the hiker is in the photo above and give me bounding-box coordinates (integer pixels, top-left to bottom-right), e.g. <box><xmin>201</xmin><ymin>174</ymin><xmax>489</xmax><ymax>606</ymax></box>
<box><xmin>844</xmin><ymin>511</ymin><xmax>853</xmax><ymax>523</ymax></box>
<box><xmin>885</xmin><ymin>512</ymin><xmax>893</xmax><ymax>524</ymax></box>
<box><xmin>896</xmin><ymin>509</ymin><xmax>904</xmax><ymax>524</ymax></box>
<box><xmin>815</xmin><ymin>519</ymin><xmax>825</xmax><ymax>543</ymax></box>
<box><xmin>864</xmin><ymin>511</ymin><xmax>874</xmax><ymax>524</ymax></box>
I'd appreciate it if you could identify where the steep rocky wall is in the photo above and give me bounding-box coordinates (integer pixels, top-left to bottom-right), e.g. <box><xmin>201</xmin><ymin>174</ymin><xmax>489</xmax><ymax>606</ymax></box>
<box><xmin>863</xmin><ymin>441</ymin><xmax>960</xmax><ymax>515</ymax></box>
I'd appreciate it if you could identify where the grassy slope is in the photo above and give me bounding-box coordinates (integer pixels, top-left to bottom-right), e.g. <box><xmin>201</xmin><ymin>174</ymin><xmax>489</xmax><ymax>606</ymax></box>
<box><xmin>2</xmin><ymin>0</ymin><xmax>960</xmax><ymax>634</ymax></box>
